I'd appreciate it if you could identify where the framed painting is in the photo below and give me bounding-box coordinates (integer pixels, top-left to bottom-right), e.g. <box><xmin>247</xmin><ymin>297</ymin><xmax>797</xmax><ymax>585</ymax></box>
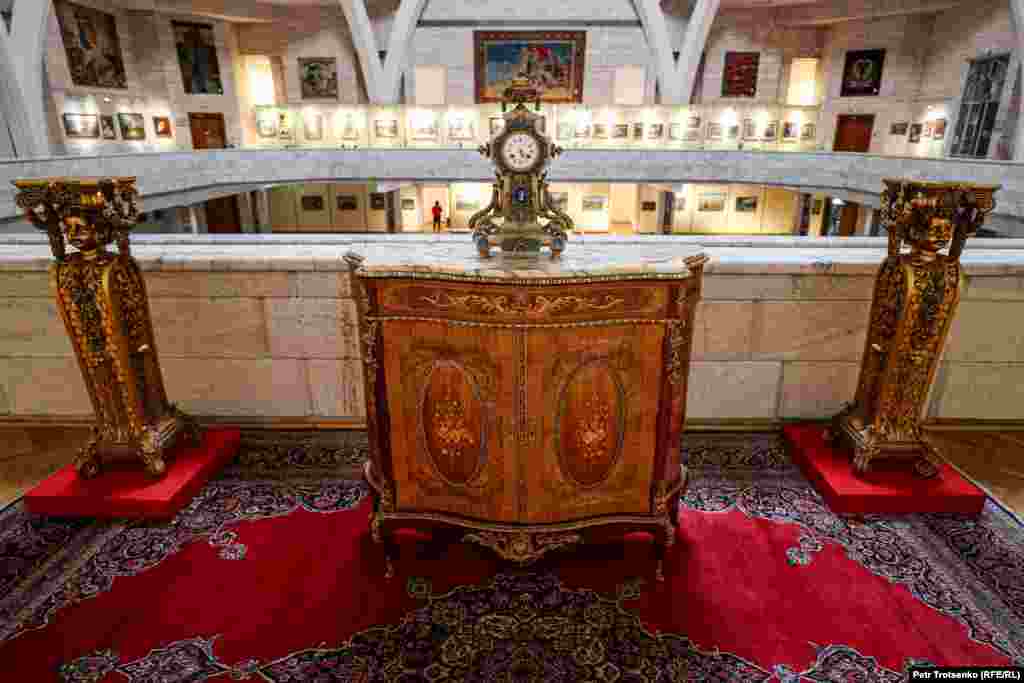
<box><xmin>782</xmin><ymin>121</ymin><xmax>797</xmax><ymax>141</ymax></box>
<box><xmin>340</xmin><ymin>115</ymin><xmax>360</xmax><ymax>140</ymax></box>
<box><xmin>455</xmin><ymin>197</ymin><xmax>480</xmax><ymax>212</ymax></box>
<box><xmin>735</xmin><ymin>196</ymin><xmax>758</xmax><ymax>213</ymax></box>
<box><xmin>474</xmin><ymin>31</ymin><xmax>586</xmax><ymax>103</ymax></box>
<box><xmin>890</xmin><ymin>122</ymin><xmax>909</xmax><ymax>136</ymax></box>
<box><xmin>698</xmin><ymin>193</ymin><xmax>726</xmax><ymax>212</ymax></box>
<box><xmin>256</xmin><ymin>107</ymin><xmax>279</xmax><ymax>138</ymax></box>
<box><xmin>100</xmin><ymin>115</ymin><xmax>117</xmax><ymax>140</ymax></box>
<box><xmin>401</xmin><ymin>198</ymin><xmax>416</xmax><ymax>211</ymax></box>
<box><xmin>548</xmin><ymin>192</ymin><xmax>569</xmax><ymax>212</ymax></box>
<box><xmin>370</xmin><ymin>193</ymin><xmax>387</xmax><ymax>211</ymax></box>
<box><xmin>592</xmin><ymin>123</ymin><xmax>608</xmax><ymax>139</ymax></box>
<box><xmin>801</xmin><ymin>123</ymin><xmax>816</xmax><ymax>141</ymax></box>
<box><xmin>55</xmin><ymin>1</ymin><xmax>127</xmax><ymax>89</ymax></box>
<box><xmin>172</xmin><ymin>21</ymin><xmax>223</xmax><ymax>95</ymax></box>
<box><xmin>741</xmin><ymin>118</ymin><xmax>757</xmax><ymax>140</ymax></box>
<box><xmin>116</xmin><ymin>113</ymin><xmax>145</xmax><ymax>140</ymax></box>
<box><xmin>706</xmin><ymin>122</ymin><xmax>722</xmax><ymax>140</ymax></box>
<box><xmin>909</xmin><ymin>123</ymin><xmax>922</xmax><ymax>143</ymax></box>
<box><xmin>447</xmin><ymin>115</ymin><xmax>475</xmax><ymax>140</ymax></box>
<box><xmin>299</xmin><ymin>58</ymin><xmax>338</xmax><ymax>99</ymax></box>
<box><xmin>153</xmin><ymin>116</ymin><xmax>173</xmax><ymax>138</ymax></box>
<box><xmin>632</xmin><ymin>123</ymin><xmax>644</xmax><ymax>140</ymax></box>
<box><xmin>811</xmin><ymin>199</ymin><xmax>823</xmax><ymax>215</ymax></box>
<box><xmin>337</xmin><ymin>195</ymin><xmax>358</xmax><ymax>211</ymax></box>
<box><xmin>581</xmin><ymin>196</ymin><xmax>607</xmax><ymax>211</ymax></box>
<box><xmin>933</xmin><ymin>118</ymin><xmax>946</xmax><ymax>140</ymax></box>
<box><xmin>304</xmin><ymin>113</ymin><xmax>324</xmax><ymax>141</ymax></box>
<box><xmin>301</xmin><ymin>196</ymin><xmax>325</xmax><ymax>212</ymax></box>
<box><xmin>647</xmin><ymin>123</ymin><xmax>664</xmax><ymax>139</ymax></box>
<box><xmin>411</xmin><ymin>117</ymin><xmax>439</xmax><ymax>140</ymax></box>
<box><xmin>62</xmin><ymin>113</ymin><xmax>100</xmax><ymax>139</ymax></box>
<box><xmin>489</xmin><ymin>117</ymin><xmax>505</xmax><ymax>136</ymax></box>
<box><xmin>612</xmin><ymin>124</ymin><xmax>629</xmax><ymax>139</ymax></box>
<box><xmin>375</xmin><ymin>119</ymin><xmax>399</xmax><ymax>139</ymax></box>
<box><xmin>574</xmin><ymin>122</ymin><xmax>591</xmax><ymax>139</ymax></box>
<box><xmin>841</xmin><ymin>49</ymin><xmax>885</xmax><ymax>97</ymax></box>
<box><xmin>722</xmin><ymin>51</ymin><xmax>759</xmax><ymax>97</ymax></box>
<box><xmin>641</xmin><ymin>201</ymin><xmax>657</xmax><ymax>212</ymax></box>
<box><xmin>763</xmin><ymin>121</ymin><xmax>778</xmax><ymax>141</ymax></box>
<box><xmin>278</xmin><ymin>111</ymin><xmax>293</xmax><ymax>140</ymax></box>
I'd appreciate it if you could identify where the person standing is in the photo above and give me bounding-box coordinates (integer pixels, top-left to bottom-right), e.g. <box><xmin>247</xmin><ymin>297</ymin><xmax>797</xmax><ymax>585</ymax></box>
<box><xmin>431</xmin><ymin>201</ymin><xmax>443</xmax><ymax>233</ymax></box>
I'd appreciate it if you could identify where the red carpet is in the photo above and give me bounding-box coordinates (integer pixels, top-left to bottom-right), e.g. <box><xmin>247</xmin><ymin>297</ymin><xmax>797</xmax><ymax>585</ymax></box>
<box><xmin>783</xmin><ymin>424</ymin><xmax>986</xmax><ymax>515</ymax></box>
<box><xmin>0</xmin><ymin>432</ymin><xmax>1020</xmax><ymax>680</ymax></box>
<box><xmin>23</xmin><ymin>427</ymin><xmax>241</xmax><ymax>519</ymax></box>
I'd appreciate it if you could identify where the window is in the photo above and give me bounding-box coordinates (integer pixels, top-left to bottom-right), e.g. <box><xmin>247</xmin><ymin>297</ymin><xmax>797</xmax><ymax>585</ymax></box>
<box><xmin>951</xmin><ymin>54</ymin><xmax>1009</xmax><ymax>158</ymax></box>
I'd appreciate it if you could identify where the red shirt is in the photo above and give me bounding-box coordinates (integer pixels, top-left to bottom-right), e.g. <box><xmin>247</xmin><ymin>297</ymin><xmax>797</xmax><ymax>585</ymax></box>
<box><xmin>432</xmin><ymin>205</ymin><xmax>442</xmax><ymax>219</ymax></box>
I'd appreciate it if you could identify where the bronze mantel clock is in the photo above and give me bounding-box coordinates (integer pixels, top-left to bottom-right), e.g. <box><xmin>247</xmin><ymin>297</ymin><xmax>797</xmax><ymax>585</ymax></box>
<box><xmin>471</xmin><ymin>79</ymin><xmax>573</xmax><ymax>258</ymax></box>
<box><xmin>13</xmin><ymin>177</ymin><xmax>200</xmax><ymax>478</ymax></box>
<box><xmin>829</xmin><ymin>178</ymin><xmax>999</xmax><ymax>477</ymax></box>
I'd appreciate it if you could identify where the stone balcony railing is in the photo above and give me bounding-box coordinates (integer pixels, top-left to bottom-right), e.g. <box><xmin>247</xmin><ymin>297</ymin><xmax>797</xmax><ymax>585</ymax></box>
<box><xmin>1</xmin><ymin>234</ymin><xmax>1022</xmax><ymax>427</ymax></box>
<box><xmin>1</xmin><ymin>150</ymin><xmax>1023</xmax><ymax>227</ymax></box>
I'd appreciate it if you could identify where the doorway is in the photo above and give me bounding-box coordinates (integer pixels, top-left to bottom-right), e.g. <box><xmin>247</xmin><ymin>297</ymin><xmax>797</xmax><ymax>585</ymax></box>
<box><xmin>205</xmin><ymin>195</ymin><xmax>242</xmax><ymax>233</ymax></box>
<box><xmin>833</xmin><ymin>114</ymin><xmax>875</xmax><ymax>153</ymax></box>
<box><xmin>660</xmin><ymin>192</ymin><xmax>674</xmax><ymax>234</ymax></box>
<box><xmin>188</xmin><ymin>112</ymin><xmax>227</xmax><ymax>150</ymax></box>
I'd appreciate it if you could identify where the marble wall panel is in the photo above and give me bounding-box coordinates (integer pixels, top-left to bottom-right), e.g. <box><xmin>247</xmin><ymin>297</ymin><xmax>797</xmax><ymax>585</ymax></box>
<box><xmin>932</xmin><ymin>362</ymin><xmax>1024</xmax><ymax>420</ymax></box>
<box><xmin>307</xmin><ymin>359</ymin><xmax>365</xmax><ymax>418</ymax></box>
<box><xmin>0</xmin><ymin>357</ymin><xmax>90</xmax><ymax>415</ymax></box>
<box><xmin>686</xmin><ymin>361</ymin><xmax>781</xmax><ymax>419</ymax></box>
<box><xmin>161</xmin><ymin>358</ymin><xmax>310</xmax><ymax>417</ymax></box>
<box><xmin>149</xmin><ymin>298</ymin><xmax>269</xmax><ymax>358</ymax></box>
<box><xmin>0</xmin><ymin>299</ymin><xmax>74</xmax><ymax>356</ymax></box>
<box><xmin>778</xmin><ymin>361</ymin><xmax>859</xmax><ymax>418</ymax></box>
<box><xmin>0</xmin><ymin>273</ymin><xmax>52</xmax><ymax>298</ymax></box>
<box><xmin>289</xmin><ymin>272</ymin><xmax>353</xmax><ymax>299</ymax></box>
<box><xmin>264</xmin><ymin>298</ymin><xmax>360</xmax><ymax>359</ymax></box>
<box><xmin>750</xmin><ymin>301</ymin><xmax>870</xmax><ymax>361</ymax></box>
<box><xmin>963</xmin><ymin>276</ymin><xmax>1024</xmax><ymax>302</ymax></box>
<box><xmin>691</xmin><ymin>301</ymin><xmax>754</xmax><ymax>360</ymax></box>
<box><xmin>145</xmin><ymin>272</ymin><xmax>291</xmax><ymax>298</ymax></box>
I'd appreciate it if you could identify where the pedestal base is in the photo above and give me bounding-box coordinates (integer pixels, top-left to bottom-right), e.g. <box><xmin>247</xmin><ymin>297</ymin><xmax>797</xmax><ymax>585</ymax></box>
<box><xmin>24</xmin><ymin>427</ymin><xmax>241</xmax><ymax>519</ymax></box>
<box><xmin>783</xmin><ymin>424</ymin><xmax>984</xmax><ymax>515</ymax></box>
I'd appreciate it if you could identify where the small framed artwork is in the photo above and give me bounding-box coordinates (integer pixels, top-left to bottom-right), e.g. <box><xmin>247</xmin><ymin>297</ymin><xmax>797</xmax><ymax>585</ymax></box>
<box><xmin>489</xmin><ymin>117</ymin><xmax>505</xmax><ymax>136</ymax></box>
<box><xmin>933</xmin><ymin>118</ymin><xmax>946</xmax><ymax>140</ymax></box>
<box><xmin>668</xmin><ymin>123</ymin><xmax>682</xmax><ymax>140</ymax></box>
<box><xmin>890</xmin><ymin>122</ymin><xmax>909</xmax><ymax>136</ymax></box>
<box><xmin>278</xmin><ymin>111</ymin><xmax>293</xmax><ymax>139</ymax></box>
<box><xmin>811</xmin><ymin>199</ymin><xmax>823</xmax><ymax>215</ymax></box>
<box><xmin>922</xmin><ymin>122</ymin><xmax>933</xmax><ymax>138</ymax></box>
<box><xmin>153</xmin><ymin>116</ymin><xmax>173</xmax><ymax>138</ymax></box>
<box><xmin>411</xmin><ymin>117</ymin><xmax>439</xmax><ymax>141</ymax></box>
<box><xmin>632</xmin><ymin>123</ymin><xmax>644</xmax><ymax>140</ymax></box>
<box><xmin>706</xmin><ymin>122</ymin><xmax>722</xmax><ymax>140</ymax></box>
<box><xmin>684</xmin><ymin>127</ymin><xmax>701</xmax><ymax>142</ymax></box>
<box><xmin>100</xmin><ymin>115</ymin><xmax>117</xmax><ymax>140</ymax></box>
<box><xmin>698</xmin><ymin>193</ymin><xmax>726</xmax><ymax>212</ymax></box>
<box><xmin>909</xmin><ymin>123</ymin><xmax>922</xmax><ymax>143</ymax></box>
<box><xmin>727</xmin><ymin>125</ymin><xmax>740</xmax><ymax>140</ymax></box>
<box><xmin>374</xmin><ymin>119</ymin><xmax>399</xmax><ymax>138</ymax></box>
<box><xmin>301</xmin><ymin>195</ymin><xmax>325</xmax><ymax>212</ymax></box>
<box><xmin>612</xmin><ymin>124</ymin><xmax>629</xmax><ymax>139</ymax></box>
<box><xmin>298</xmin><ymin>57</ymin><xmax>339</xmax><ymax>99</ymax></box>
<box><xmin>782</xmin><ymin>121</ymin><xmax>797</xmax><ymax>141</ymax></box>
<box><xmin>801</xmin><ymin>123</ymin><xmax>816</xmax><ymax>141</ymax></box>
<box><xmin>370</xmin><ymin>193</ymin><xmax>387</xmax><ymax>210</ymax></box>
<box><xmin>641</xmin><ymin>201</ymin><xmax>657</xmax><ymax>212</ymax></box>
<box><xmin>741</xmin><ymin>118</ymin><xmax>757</xmax><ymax>140</ymax></box>
<box><xmin>337</xmin><ymin>195</ymin><xmax>358</xmax><ymax>211</ymax></box>
<box><xmin>592</xmin><ymin>123</ymin><xmax>608</xmax><ymax>139</ymax></box>
<box><xmin>256</xmin><ymin>109</ymin><xmax>279</xmax><ymax>138</ymax></box>
<box><xmin>841</xmin><ymin>49</ymin><xmax>885</xmax><ymax>97</ymax></box>
<box><xmin>341</xmin><ymin>115</ymin><xmax>360</xmax><ymax>140</ymax></box>
<box><xmin>687</xmin><ymin>115</ymin><xmax>701</xmax><ymax>129</ymax></box>
<box><xmin>574</xmin><ymin>123</ymin><xmax>591</xmax><ymax>138</ymax></box>
<box><xmin>117</xmin><ymin>113</ymin><xmax>146</xmax><ymax>140</ymax></box>
<box><xmin>401</xmin><ymin>198</ymin><xmax>416</xmax><ymax>211</ymax></box>
<box><xmin>303</xmin><ymin>113</ymin><xmax>324</xmax><ymax>141</ymax></box>
<box><xmin>648</xmin><ymin>123</ymin><xmax>664</xmax><ymax>139</ymax></box>
<box><xmin>735</xmin><ymin>196</ymin><xmax>758</xmax><ymax>212</ymax></box>
<box><xmin>722</xmin><ymin>51</ymin><xmax>760</xmax><ymax>97</ymax></box>
<box><xmin>557</xmin><ymin>122</ymin><xmax>573</xmax><ymax>140</ymax></box>
<box><xmin>548</xmin><ymin>192</ymin><xmax>569</xmax><ymax>212</ymax></box>
<box><xmin>582</xmin><ymin>195</ymin><xmax>607</xmax><ymax>212</ymax></box>
<box><xmin>447</xmin><ymin>116</ymin><xmax>475</xmax><ymax>140</ymax></box>
<box><xmin>455</xmin><ymin>197</ymin><xmax>480</xmax><ymax>212</ymax></box>
<box><xmin>763</xmin><ymin>121</ymin><xmax>778</xmax><ymax>141</ymax></box>
<box><xmin>62</xmin><ymin>113</ymin><xmax>100</xmax><ymax>139</ymax></box>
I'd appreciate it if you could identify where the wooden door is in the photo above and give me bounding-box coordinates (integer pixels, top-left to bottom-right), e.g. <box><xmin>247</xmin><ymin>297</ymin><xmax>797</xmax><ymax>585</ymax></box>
<box><xmin>381</xmin><ymin>320</ymin><xmax>519</xmax><ymax>522</ymax></box>
<box><xmin>188</xmin><ymin>112</ymin><xmax>227</xmax><ymax>150</ymax></box>
<box><xmin>837</xmin><ymin>203</ymin><xmax>859</xmax><ymax>236</ymax></box>
<box><xmin>833</xmin><ymin>114</ymin><xmax>874</xmax><ymax>153</ymax></box>
<box><xmin>521</xmin><ymin>323</ymin><xmax>665</xmax><ymax>523</ymax></box>
<box><xmin>205</xmin><ymin>195</ymin><xmax>241</xmax><ymax>233</ymax></box>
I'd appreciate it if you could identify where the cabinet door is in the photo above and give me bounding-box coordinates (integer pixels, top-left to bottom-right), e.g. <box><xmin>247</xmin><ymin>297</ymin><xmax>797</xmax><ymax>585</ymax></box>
<box><xmin>521</xmin><ymin>323</ymin><xmax>665</xmax><ymax>523</ymax></box>
<box><xmin>381</xmin><ymin>319</ymin><xmax>519</xmax><ymax>522</ymax></box>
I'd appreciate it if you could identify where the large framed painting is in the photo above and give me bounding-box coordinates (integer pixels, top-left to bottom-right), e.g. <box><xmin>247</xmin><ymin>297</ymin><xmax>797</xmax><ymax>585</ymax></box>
<box><xmin>722</xmin><ymin>51</ymin><xmax>759</xmax><ymax>97</ymax></box>
<box><xmin>474</xmin><ymin>31</ymin><xmax>586</xmax><ymax>103</ymax></box>
<box><xmin>116</xmin><ymin>113</ymin><xmax>145</xmax><ymax>140</ymax></box>
<box><xmin>841</xmin><ymin>49</ymin><xmax>885</xmax><ymax>97</ymax></box>
<box><xmin>62</xmin><ymin>113</ymin><xmax>100</xmax><ymax>139</ymax></box>
<box><xmin>173</xmin><ymin>21</ymin><xmax>223</xmax><ymax>95</ymax></box>
<box><xmin>299</xmin><ymin>58</ymin><xmax>338</xmax><ymax>99</ymax></box>
<box><xmin>54</xmin><ymin>1</ymin><xmax>128</xmax><ymax>89</ymax></box>
<box><xmin>100</xmin><ymin>115</ymin><xmax>117</xmax><ymax>140</ymax></box>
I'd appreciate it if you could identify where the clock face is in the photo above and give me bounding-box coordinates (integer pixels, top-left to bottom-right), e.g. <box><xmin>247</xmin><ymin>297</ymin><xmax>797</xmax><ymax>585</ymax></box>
<box><xmin>500</xmin><ymin>132</ymin><xmax>542</xmax><ymax>172</ymax></box>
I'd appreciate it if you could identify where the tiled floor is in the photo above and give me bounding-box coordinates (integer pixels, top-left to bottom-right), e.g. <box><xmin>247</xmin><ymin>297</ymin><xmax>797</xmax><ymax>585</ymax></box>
<box><xmin>1</xmin><ymin>426</ymin><xmax>1022</xmax><ymax>520</ymax></box>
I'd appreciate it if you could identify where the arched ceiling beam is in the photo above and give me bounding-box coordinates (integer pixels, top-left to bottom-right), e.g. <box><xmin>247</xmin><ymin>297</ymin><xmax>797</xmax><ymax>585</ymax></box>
<box><xmin>633</xmin><ymin>0</ymin><xmax>720</xmax><ymax>104</ymax></box>
<box><xmin>338</xmin><ymin>0</ymin><xmax>429</xmax><ymax>104</ymax></box>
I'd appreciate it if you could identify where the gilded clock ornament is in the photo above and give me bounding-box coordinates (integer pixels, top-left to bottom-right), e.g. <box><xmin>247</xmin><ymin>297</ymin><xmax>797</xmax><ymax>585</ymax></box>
<box><xmin>828</xmin><ymin>179</ymin><xmax>999</xmax><ymax>478</ymax></box>
<box><xmin>471</xmin><ymin>78</ymin><xmax>573</xmax><ymax>258</ymax></box>
<box><xmin>12</xmin><ymin>177</ymin><xmax>201</xmax><ymax>478</ymax></box>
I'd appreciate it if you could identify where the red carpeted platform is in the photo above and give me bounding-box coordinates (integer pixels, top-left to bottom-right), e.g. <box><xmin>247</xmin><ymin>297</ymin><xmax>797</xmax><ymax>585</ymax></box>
<box><xmin>23</xmin><ymin>427</ymin><xmax>241</xmax><ymax>519</ymax></box>
<box><xmin>783</xmin><ymin>424</ymin><xmax>985</xmax><ymax>515</ymax></box>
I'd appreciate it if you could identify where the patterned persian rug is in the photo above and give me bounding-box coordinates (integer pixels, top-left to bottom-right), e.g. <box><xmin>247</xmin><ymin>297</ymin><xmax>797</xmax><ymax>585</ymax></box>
<box><xmin>0</xmin><ymin>432</ymin><xmax>1021</xmax><ymax>681</ymax></box>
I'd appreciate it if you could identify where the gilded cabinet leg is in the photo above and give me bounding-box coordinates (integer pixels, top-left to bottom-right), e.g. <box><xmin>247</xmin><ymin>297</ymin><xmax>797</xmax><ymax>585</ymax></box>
<box><xmin>668</xmin><ymin>492</ymin><xmax>681</xmax><ymax>530</ymax></box>
<box><xmin>915</xmin><ymin>445</ymin><xmax>941</xmax><ymax>479</ymax></box>
<box><xmin>75</xmin><ymin>431</ymin><xmax>102</xmax><ymax>479</ymax></box>
<box><xmin>139</xmin><ymin>443</ymin><xmax>167</xmax><ymax>478</ymax></box>
<box><xmin>369</xmin><ymin>492</ymin><xmax>395</xmax><ymax>579</ymax></box>
<box><xmin>852</xmin><ymin>447</ymin><xmax>875</xmax><ymax>476</ymax></box>
<box><xmin>655</xmin><ymin>521</ymin><xmax>674</xmax><ymax>583</ymax></box>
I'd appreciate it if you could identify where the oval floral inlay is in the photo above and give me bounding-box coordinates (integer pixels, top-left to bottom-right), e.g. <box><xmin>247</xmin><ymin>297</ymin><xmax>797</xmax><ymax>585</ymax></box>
<box><xmin>420</xmin><ymin>362</ymin><xmax>486</xmax><ymax>485</ymax></box>
<box><xmin>557</xmin><ymin>362</ymin><xmax>625</xmax><ymax>487</ymax></box>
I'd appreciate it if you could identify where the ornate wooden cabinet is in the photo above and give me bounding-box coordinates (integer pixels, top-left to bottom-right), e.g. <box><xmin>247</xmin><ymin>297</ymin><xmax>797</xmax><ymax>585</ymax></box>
<box><xmin>345</xmin><ymin>250</ymin><xmax>707</xmax><ymax>580</ymax></box>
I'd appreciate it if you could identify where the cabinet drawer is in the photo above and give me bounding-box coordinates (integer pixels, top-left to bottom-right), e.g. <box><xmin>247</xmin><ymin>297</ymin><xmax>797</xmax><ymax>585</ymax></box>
<box><xmin>375</xmin><ymin>279</ymin><xmax>671</xmax><ymax>323</ymax></box>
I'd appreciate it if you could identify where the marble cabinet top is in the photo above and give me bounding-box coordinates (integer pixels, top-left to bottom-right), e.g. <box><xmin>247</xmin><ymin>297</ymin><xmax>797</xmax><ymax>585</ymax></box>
<box><xmin>347</xmin><ymin>244</ymin><xmax>709</xmax><ymax>283</ymax></box>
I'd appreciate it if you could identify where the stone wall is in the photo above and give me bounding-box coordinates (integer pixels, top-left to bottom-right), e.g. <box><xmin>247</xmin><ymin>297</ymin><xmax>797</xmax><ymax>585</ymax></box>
<box><xmin>1</xmin><ymin>236</ymin><xmax>1022</xmax><ymax>425</ymax></box>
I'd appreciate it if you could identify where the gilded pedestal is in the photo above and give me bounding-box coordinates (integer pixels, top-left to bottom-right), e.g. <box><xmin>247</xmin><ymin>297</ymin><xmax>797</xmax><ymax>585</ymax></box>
<box><xmin>829</xmin><ymin>179</ymin><xmax>998</xmax><ymax>477</ymax></box>
<box><xmin>13</xmin><ymin>177</ymin><xmax>200</xmax><ymax>478</ymax></box>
